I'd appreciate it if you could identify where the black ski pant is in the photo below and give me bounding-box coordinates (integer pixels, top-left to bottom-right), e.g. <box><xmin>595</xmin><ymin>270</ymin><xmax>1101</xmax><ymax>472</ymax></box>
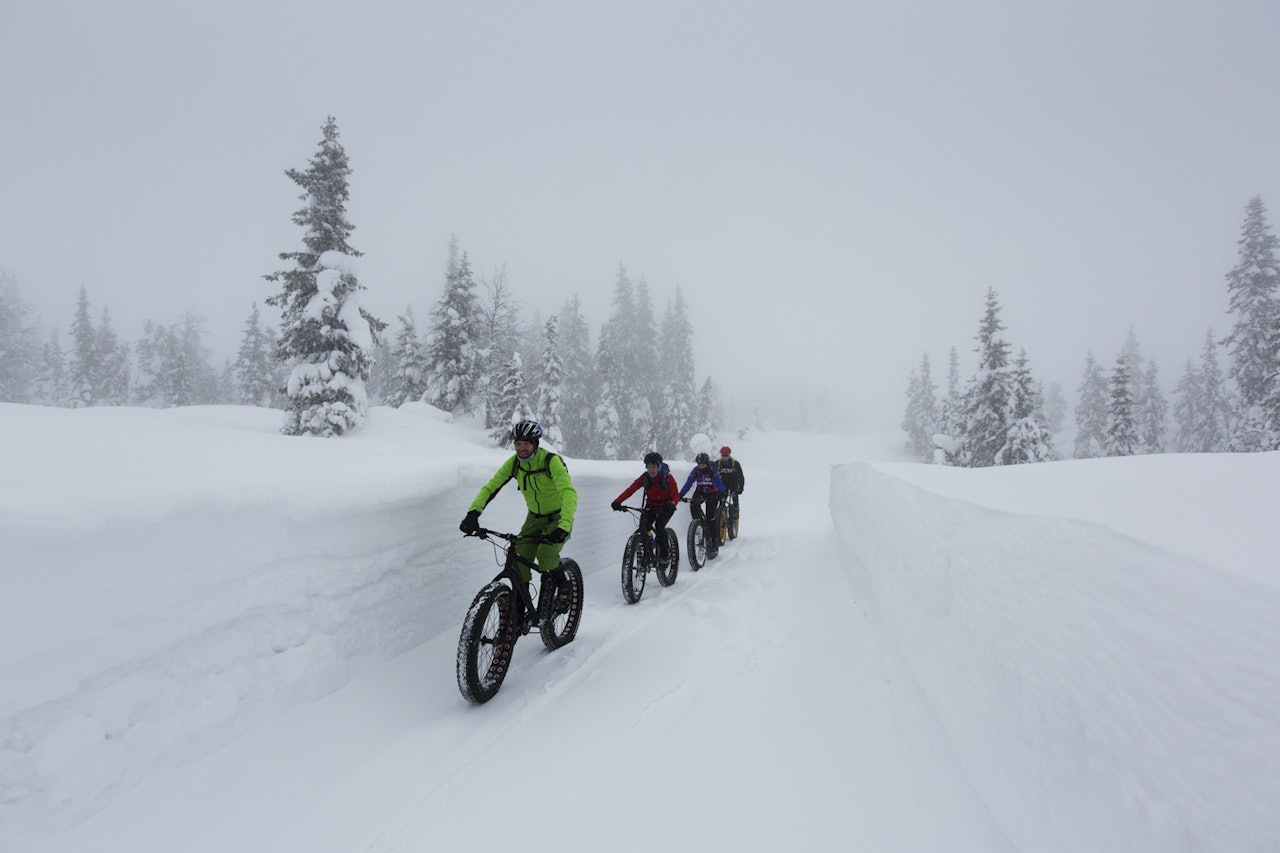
<box><xmin>640</xmin><ymin>505</ymin><xmax>676</xmax><ymax>557</ymax></box>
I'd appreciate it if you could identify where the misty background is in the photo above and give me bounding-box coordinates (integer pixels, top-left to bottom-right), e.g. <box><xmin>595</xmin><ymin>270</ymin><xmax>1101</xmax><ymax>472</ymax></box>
<box><xmin>3</xmin><ymin>1</ymin><xmax>1279</xmax><ymax>431</ymax></box>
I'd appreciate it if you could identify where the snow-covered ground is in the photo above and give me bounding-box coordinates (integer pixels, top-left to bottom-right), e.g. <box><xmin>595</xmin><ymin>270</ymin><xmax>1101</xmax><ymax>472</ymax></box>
<box><xmin>2</xmin><ymin>402</ymin><xmax>1277</xmax><ymax>852</ymax></box>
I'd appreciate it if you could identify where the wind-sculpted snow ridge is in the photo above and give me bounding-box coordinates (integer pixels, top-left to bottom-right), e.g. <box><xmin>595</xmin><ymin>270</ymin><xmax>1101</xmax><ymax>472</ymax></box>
<box><xmin>829</xmin><ymin>460</ymin><xmax>1280</xmax><ymax>853</ymax></box>
<box><xmin>0</xmin><ymin>489</ymin><xmax>478</xmax><ymax>830</ymax></box>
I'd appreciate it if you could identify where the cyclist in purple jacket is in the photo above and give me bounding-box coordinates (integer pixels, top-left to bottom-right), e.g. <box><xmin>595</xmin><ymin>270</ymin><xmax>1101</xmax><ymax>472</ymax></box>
<box><xmin>679</xmin><ymin>452</ymin><xmax>725</xmax><ymax>557</ymax></box>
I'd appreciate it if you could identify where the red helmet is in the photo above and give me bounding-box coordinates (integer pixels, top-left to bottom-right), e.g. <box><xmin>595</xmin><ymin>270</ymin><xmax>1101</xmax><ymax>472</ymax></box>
<box><xmin>719</xmin><ymin>446</ymin><xmax>731</xmax><ymax>455</ymax></box>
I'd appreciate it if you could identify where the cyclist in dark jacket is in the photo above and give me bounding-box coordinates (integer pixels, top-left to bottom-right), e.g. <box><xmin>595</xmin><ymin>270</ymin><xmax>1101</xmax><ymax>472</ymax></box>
<box><xmin>717</xmin><ymin>445</ymin><xmax>745</xmax><ymax>524</ymax></box>
<box><xmin>612</xmin><ymin>450</ymin><xmax>681</xmax><ymax>563</ymax></box>
<box><xmin>716</xmin><ymin>446</ymin><xmax>745</xmax><ymax>494</ymax></box>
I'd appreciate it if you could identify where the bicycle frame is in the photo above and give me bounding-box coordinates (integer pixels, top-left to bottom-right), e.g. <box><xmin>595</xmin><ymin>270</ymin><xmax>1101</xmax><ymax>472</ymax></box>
<box><xmin>467</xmin><ymin>528</ymin><xmax>549</xmax><ymax>634</ymax></box>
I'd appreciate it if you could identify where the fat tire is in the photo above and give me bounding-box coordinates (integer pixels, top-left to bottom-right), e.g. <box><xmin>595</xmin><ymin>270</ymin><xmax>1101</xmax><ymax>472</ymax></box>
<box><xmin>540</xmin><ymin>559</ymin><xmax>584</xmax><ymax>649</ymax></box>
<box><xmin>728</xmin><ymin>497</ymin><xmax>739</xmax><ymax>541</ymax></box>
<box><xmin>687</xmin><ymin>518</ymin><xmax>706</xmax><ymax>570</ymax></box>
<box><xmin>457</xmin><ymin>581</ymin><xmax>516</xmax><ymax>704</ymax></box>
<box><xmin>621</xmin><ymin>533</ymin><xmax>645</xmax><ymax>604</ymax></box>
<box><xmin>656</xmin><ymin>527</ymin><xmax>679</xmax><ymax>586</ymax></box>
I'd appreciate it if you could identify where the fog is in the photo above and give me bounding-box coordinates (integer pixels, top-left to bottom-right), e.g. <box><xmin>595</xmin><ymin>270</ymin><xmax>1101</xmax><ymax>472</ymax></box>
<box><xmin>3</xmin><ymin>1</ymin><xmax>1278</xmax><ymax>429</ymax></box>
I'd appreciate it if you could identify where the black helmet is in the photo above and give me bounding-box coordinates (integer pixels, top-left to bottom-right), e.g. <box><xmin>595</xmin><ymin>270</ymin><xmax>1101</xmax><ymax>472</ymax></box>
<box><xmin>644</xmin><ymin>451</ymin><xmax>663</xmax><ymax>466</ymax></box>
<box><xmin>510</xmin><ymin>419</ymin><xmax>542</xmax><ymax>443</ymax></box>
<box><xmin>695</xmin><ymin>452</ymin><xmax>710</xmax><ymax>465</ymax></box>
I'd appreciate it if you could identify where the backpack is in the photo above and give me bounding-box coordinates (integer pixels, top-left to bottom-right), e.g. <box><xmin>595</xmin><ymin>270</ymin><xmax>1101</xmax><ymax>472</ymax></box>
<box><xmin>504</xmin><ymin>451</ymin><xmax>565</xmax><ymax>491</ymax></box>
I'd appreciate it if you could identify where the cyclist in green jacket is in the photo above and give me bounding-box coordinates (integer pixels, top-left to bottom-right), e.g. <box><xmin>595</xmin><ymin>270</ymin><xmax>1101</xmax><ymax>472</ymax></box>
<box><xmin>459</xmin><ymin>419</ymin><xmax>578</xmax><ymax>584</ymax></box>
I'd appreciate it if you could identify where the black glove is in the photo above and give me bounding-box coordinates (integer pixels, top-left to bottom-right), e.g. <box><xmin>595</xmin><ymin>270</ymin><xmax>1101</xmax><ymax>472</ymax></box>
<box><xmin>680</xmin><ymin>496</ymin><xmax>690</xmax><ymax>503</ymax></box>
<box><xmin>611</xmin><ymin>501</ymin><xmax>624</xmax><ymax>512</ymax></box>
<box><xmin>545</xmin><ymin>527</ymin><xmax>569</xmax><ymax>544</ymax></box>
<box><xmin>459</xmin><ymin>510</ymin><xmax>481</xmax><ymax>535</ymax></box>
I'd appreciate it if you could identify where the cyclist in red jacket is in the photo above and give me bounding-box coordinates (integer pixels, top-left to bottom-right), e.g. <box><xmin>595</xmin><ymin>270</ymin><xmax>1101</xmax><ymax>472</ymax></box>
<box><xmin>612</xmin><ymin>451</ymin><xmax>681</xmax><ymax>565</ymax></box>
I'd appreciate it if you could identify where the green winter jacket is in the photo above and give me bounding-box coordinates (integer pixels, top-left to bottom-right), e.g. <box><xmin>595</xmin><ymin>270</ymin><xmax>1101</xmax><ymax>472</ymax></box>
<box><xmin>468</xmin><ymin>447</ymin><xmax>578</xmax><ymax>534</ymax></box>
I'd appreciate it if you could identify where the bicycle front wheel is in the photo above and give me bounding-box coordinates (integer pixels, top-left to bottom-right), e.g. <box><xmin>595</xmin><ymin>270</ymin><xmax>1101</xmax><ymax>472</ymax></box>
<box><xmin>540</xmin><ymin>559</ymin><xmax>584</xmax><ymax>649</ymax></box>
<box><xmin>457</xmin><ymin>581</ymin><xmax>516</xmax><ymax>704</ymax></box>
<box><xmin>728</xmin><ymin>497</ymin><xmax>739</xmax><ymax>540</ymax></box>
<box><xmin>656</xmin><ymin>527</ymin><xmax>679</xmax><ymax>586</ymax></box>
<box><xmin>621</xmin><ymin>534</ymin><xmax>646</xmax><ymax>604</ymax></box>
<box><xmin>687</xmin><ymin>518</ymin><xmax>706</xmax><ymax>570</ymax></box>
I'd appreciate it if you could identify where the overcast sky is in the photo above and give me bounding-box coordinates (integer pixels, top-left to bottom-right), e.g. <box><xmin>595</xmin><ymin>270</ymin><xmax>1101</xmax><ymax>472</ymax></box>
<box><xmin>3</xmin><ymin>0</ymin><xmax>1279</xmax><ymax>430</ymax></box>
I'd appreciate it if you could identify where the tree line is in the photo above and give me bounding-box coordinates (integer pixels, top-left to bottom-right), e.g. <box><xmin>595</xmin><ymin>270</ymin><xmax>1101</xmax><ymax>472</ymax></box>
<box><xmin>902</xmin><ymin>195</ymin><xmax>1280</xmax><ymax>465</ymax></box>
<box><xmin>0</xmin><ymin>117</ymin><xmax>722</xmax><ymax>459</ymax></box>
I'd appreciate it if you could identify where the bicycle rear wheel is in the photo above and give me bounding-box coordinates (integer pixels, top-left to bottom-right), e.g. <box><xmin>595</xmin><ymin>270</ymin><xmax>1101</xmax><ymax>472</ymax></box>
<box><xmin>540</xmin><ymin>559</ymin><xmax>584</xmax><ymax>649</ymax></box>
<box><xmin>687</xmin><ymin>518</ymin><xmax>706</xmax><ymax>570</ymax></box>
<box><xmin>656</xmin><ymin>527</ymin><xmax>679</xmax><ymax>586</ymax></box>
<box><xmin>457</xmin><ymin>581</ymin><xmax>516</xmax><ymax>704</ymax></box>
<box><xmin>621</xmin><ymin>534</ymin><xmax>646</xmax><ymax>604</ymax></box>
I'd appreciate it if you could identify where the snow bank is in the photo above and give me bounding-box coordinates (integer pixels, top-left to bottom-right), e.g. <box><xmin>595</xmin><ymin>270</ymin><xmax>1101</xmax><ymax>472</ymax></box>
<box><xmin>829</xmin><ymin>459</ymin><xmax>1280</xmax><ymax>852</ymax></box>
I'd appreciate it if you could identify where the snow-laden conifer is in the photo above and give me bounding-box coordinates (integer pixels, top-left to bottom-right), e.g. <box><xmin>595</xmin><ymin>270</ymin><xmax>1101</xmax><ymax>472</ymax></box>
<box><xmin>1073</xmin><ymin>351</ymin><xmax>1108</xmax><ymax>459</ymax></box>
<box><xmin>654</xmin><ymin>287</ymin><xmax>698</xmax><ymax>457</ymax></box>
<box><xmin>95</xmin><ymin>308</ymin><xmax>130</xmax><ymax>406</ymax></box>
<box><xmin>423</xmin><ymin>240</ymin><xmax>483</xmax><ymax>415</ymax></box>
<box><xmin>997</xmin><ymin>349</ymin><xmax>1055</xmax><ymax>464</ymax></box>
<box><xmin>68</xmin><ymin>288</ymin><xmax>96</xmax><ymax>408</ymax></box>
<box><xmin>385</xmin><ymin>307</ymin><xmax>430</xmax><ymax>408</ymax></box>
<box><xmin>489</xmin><ymin>352</ymin><xmax>535</xmax><ymax>447</ymax></box>
<box><xmin>0</xmin><ymin>271</ymin><xmax>40</xmax><ymax>403</ymax></box>
<box><xmin>233</xmin><ymin>303</ymin><xmax>283</xmax><ymax>407</ymax></box>
<box><xmin>902</xmin><ymin>352</ymin><xmax>939</xmax><ymax>461</ymax></box>
<box><xmin>556</xmin><ymin>296</ymin><xmax>595</xmax><ymax>456</ymax></box>
<box><xmin>534</xmin><ymin>316</ymin><xmax>566</xmax><ymax>449</ymax></box>
<box><xmin>1105</xmin><ymin>352</ymin><xmax>1139</xmax><ymax>456</ymax></box>
<box><xmin>266</xmin><ymin>117</ymin><xmax>382</xmax><ymax>436</ymax></box>
<box><xmin>956</xmin><ymin>289</ymin><xmax>1015</xmax><ymax>467</ymax></box>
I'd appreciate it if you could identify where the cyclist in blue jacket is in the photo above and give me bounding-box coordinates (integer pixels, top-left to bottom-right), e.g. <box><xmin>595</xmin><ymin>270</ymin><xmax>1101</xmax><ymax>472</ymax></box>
<box><xmin>679</xmin><ymin>451</ymin><xmax>725</xmax><ymax>557</ymax></box>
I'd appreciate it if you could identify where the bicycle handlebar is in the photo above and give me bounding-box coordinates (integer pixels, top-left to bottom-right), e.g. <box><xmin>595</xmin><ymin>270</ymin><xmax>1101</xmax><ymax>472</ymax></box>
<box><xmin>465</xmin><ymin>528</ymin><xmax>555</xmax><ymax>545</ymax></box>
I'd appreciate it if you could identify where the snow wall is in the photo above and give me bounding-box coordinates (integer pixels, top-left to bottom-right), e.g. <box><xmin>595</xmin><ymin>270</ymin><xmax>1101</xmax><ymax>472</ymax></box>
<box><xmin>829</xmin><ymin>461</ymin><xmax>1279</xmax><ymax>853</ymax></box>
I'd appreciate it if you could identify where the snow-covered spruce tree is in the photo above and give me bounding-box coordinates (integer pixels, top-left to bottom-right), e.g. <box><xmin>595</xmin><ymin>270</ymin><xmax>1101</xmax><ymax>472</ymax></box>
<box><xmin>37</xmin><ymin>331</ymin><xmax>67</xmax><ymax>407</ymax></box>
<box><xmin>556</xmin><ymin>295</ymin><xmax>596</xmax><ymax>456</ymax></box>
<box><xmin>693</xmin><ymin>375</ymin><xmax>724</xmax><ymax>450</ymax></box>
<box><xmin>593</xmin><ymin>312</ymin><xmax>626</xmax><ymax>460</ymax></box>
<box><xmin>997</xmin><ymin>349</ymin><xmax>1055</xmax><ymax>464</ymax></box>
<box><xmin>626</xmin><ymin>275</ymin><xmax>660</xmax><ymax>454</ymax></box>
<box><xmin>1073</xmin><ymin>351</ymin><xmax>1109</xmax><ymax>459</ymax></box>
<box><xmin>596</xmin><ymin>265</ymin><xmax>638</xmax><ymax>457</ymax></box>
<box><xmin>475</xmin><ymin>263</ymin><xmax>521</xmax><ymax>428</ymax></box>
<box><xmin>933</xmin><ymin>346</ymin><xmax>964</xmax><ymax>464</ymax></box>
<box><xmin>1135</xmin><ymin>359</ymin><xmax>1168</xmax><ymax>454</ymax></box>
<box><xmin>489</xmin><ymin>351</ymin><xmax>535</xmax><ymax>447</ymax></box>
<box><xmin>1196</xmin><ymin>329</ymin><xmax>1234</xmax><ymax>451</ymax></box>
<box><xmin>1172</xmin><ymin>357</ymin><xmax>1204</xmax><ymax>453</ymax></box>
<box><xmin>955</xmin><ymin>289</ymin><xmax>1015</xmax><ymax>468</ymax></box>
<box><xmin>165</xmin><ymin>313</ymin><xmax>218</xmax><ymax>407</ymax></box>
<box><xmin>1043</xmin><ymin>380</ymin><xmax>1068</xmax><ymax>433</ymax></box>
<box><xmin>1172</xmin><ymin>338</ymin><xmax>1231</xmax><ymax>455</ymax></box>
<box><xmin>1222</xmin><ymin>196</ymin><xmax>1280</xmax><ymax>450</ymax></box>
<box><xmin>423</xmin><ymin>240</ymin><xmax>483</xmax><ymax>415</ymax></box>
<box><xmin>1104</xmin><ymin>351</ymin><xmax>1139</xmax><ymax>456</ymax></box>
<box><xmin>384</xmin><ymin>307</ymin><xmax>430</xmax><ymax>408</ymax></box>
<box><xmin>654</xmin><ymin>287</ymin><xmax>698</xmax><ymax>457</ymax></box>
<box><xmin>902</xmin><ymin>352</ymin><xmax>939</xmax><ymax>461</ymax></box>
<box><xmin>0</xmin><ymin>270</ymin><xmax>40</xmax><ymax>403</ymax></box>
<box><xmin>233</xmin><ymin>303</ymin><xmax>283</xmax><ymax>407</ymax></box>
<box><xmin>67</xmin><ymin>288</ymin><xmax>96</xmax><ymax>408</ymax></box>
<box><xmin>95</xmin><ymin>308</ymin><xmax>131</xmax><ymax>406</ymax></box>
<box><xmin>533</xmin><ymin>315</ymin><xmax>566</xmax><ymax>449</ymax></box>
<box><xmin>265</xmin><ymin>116</ymin><xmax>383</xmax><ymax>436</ymax></box>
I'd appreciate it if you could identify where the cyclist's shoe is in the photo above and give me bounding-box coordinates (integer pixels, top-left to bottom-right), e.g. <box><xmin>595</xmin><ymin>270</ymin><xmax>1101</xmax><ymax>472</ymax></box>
<box><xmin>544</xmin><ymin>568</ymin><xmax>571</xmax><ymax>615</ymax></box>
